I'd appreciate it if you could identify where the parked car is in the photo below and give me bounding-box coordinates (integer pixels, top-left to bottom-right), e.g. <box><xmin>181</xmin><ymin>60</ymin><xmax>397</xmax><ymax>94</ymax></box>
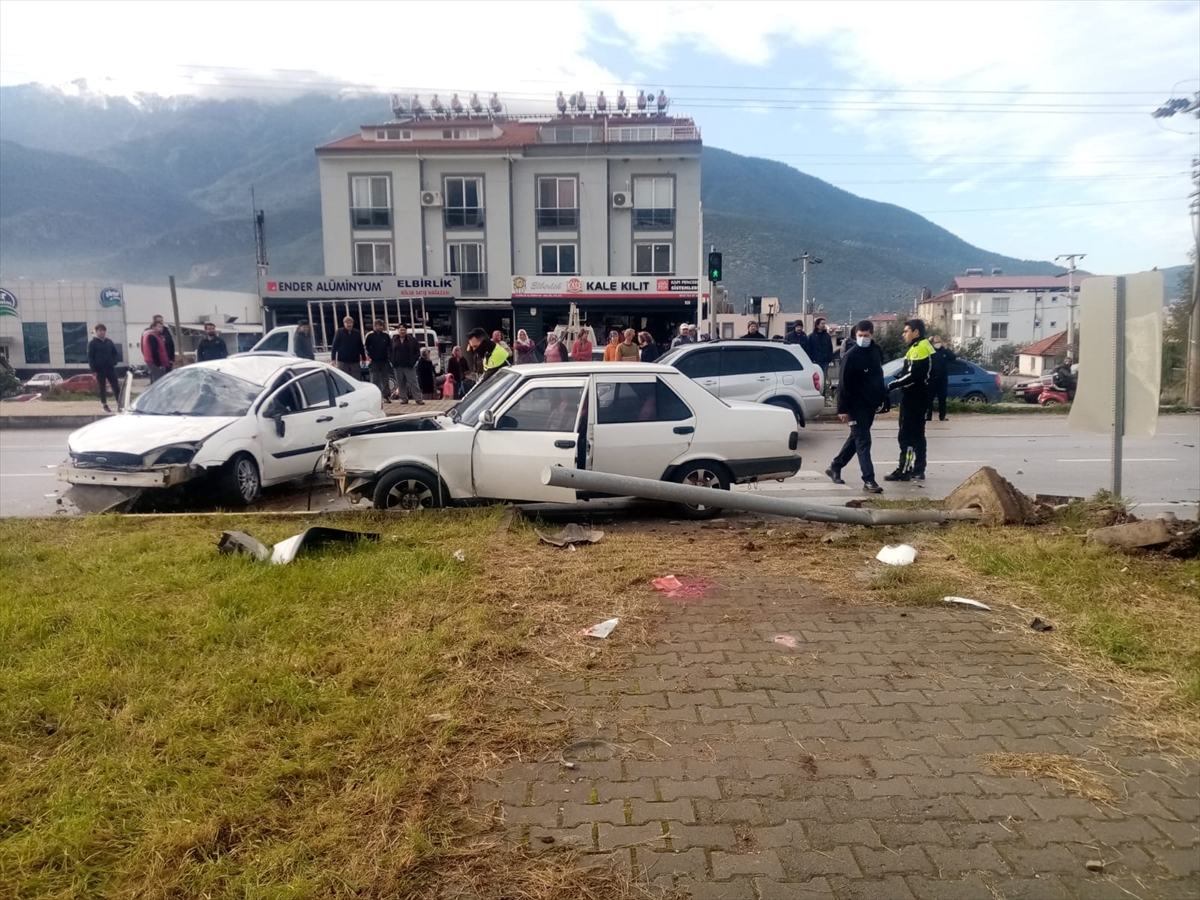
<box><xmin>881</xmin><ymin>357</ymin><xmax>1002</xmax><ymax>404</ymax></box>
<box><xmin>325</xmin><ymin>362</ymin><xmax>801</xmax><ymax>519</ymax></box>
<box><xmin>655</xmin><ymin>340</ymin><xmax>825</xmax><ymax>426</ymax></box>
<box><xmin>59</xmin><ymin>373</ymin><xmax>99</xmax><ymax>393</ymax></box>
<box><xmin>58</xmin><ymin>356</ymin><xmax>381</xmax><ymax>506</ymax></box>
<box><xmin>23</xmin><ymin>372</ymin><xmax>63</xmax><ymax>390</ymax></box>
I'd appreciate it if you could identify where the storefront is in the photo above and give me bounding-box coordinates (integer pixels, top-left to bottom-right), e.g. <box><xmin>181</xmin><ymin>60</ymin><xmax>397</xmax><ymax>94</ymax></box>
<box><xmin>510</xmin><ymin>276</ymin><xmax>700</xmax><ymax>350</ymax></box>
<box><xmin>261</xmin><ymin>276</ymin><xmax>459</xmax><ymax>347</ymax></box>
<box><xmin>0</xmin><ymin>281</ymin><xmax>128</xmax><ymax>375</ymax></box>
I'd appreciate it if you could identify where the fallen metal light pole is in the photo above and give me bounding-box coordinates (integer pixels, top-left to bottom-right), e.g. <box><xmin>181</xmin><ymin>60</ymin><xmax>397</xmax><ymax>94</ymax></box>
<box><xmin>541</xmin><ymin>467</ymin><xmax>982</xmax><ymax>527</ymax></box>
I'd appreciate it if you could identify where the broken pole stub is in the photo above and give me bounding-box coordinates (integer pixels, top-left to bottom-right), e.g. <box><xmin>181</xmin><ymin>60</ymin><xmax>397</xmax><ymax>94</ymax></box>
<box><xmin>1087</xmin><ymin>518</ymin><xmax>1171</xmax><ymax>550</ymax></box>
<box><xmin>944</xmin><ymin>467</ymin><xmax>1037</xmax><ymax>525</ymax></box>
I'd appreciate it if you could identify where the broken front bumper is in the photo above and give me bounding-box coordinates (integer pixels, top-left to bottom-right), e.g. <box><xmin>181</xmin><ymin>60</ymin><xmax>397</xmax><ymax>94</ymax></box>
<box><xmin>57</xmin><ymin>464</ymin><xmax>197</xmax><ymax>489</ymax></box>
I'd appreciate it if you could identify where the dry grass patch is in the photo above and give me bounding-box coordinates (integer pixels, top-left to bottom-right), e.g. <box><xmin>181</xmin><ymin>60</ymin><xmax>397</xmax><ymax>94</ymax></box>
<box><xmin>983</xmin><ymin>752</ymin><xmax>1120</xmax><ymax>804</ymax></box>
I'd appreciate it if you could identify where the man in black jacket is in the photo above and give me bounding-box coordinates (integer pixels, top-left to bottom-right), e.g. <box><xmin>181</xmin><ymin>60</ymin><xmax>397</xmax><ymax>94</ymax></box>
<box><xmin>740</xmin><ymin>321</ymin><xmax>768</xmax><ymax>340</ymax></box>
<box><xmin>926</xmin><ymin>335</ymin><xmax>956</xmax><ymax>422</ymax></box>
<box><xmin>364</xmin><ymin>319</ymin><xmax>392</xmax><ymax>401</ymax></box>
<box><xmin>195</xmin><ymin>322</ymin><xmax>228</xmax><ymax>362</ymax></box>
<box><xmin>294</xmin><ymin>321</ymin><xmax>316</xmax><ymax>360</ymax></box>
<box><xmin>785</xmin><ymin>321</ymin><xmax>809</xmax><ymax>353</ymax></box>
<box><xmin>330</xmin><ymin>316</ymin><xmax>364</xmax><ymax>378</ymax></box>
<box><xmin>808</xmin><ymin>317</ymin><xmax>834</xmax><ymax>392</ymax></box>
<box><xmin>87</xmin><ymin>323</ymin><xmax>122</xmax><ymax>412</ymax></box>
<box><xmin>389</xmin><ymin>325</ymin><xmax>424</xmax><ymax>404</ymax></box>
<box><xmin>825</xmin><ymin>320</ymin><xmax>886</xmax><ymax>493</ymax></box>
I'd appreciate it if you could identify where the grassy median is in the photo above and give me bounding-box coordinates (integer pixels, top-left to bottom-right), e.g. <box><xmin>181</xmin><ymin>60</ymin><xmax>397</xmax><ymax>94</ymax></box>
<box><xmin>0</xmin><ymin>511</ymin><xmax>673</xmax><ymax>900</ymax></box>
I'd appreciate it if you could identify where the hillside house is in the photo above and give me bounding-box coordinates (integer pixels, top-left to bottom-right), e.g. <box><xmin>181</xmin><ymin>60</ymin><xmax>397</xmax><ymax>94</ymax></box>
<box><xmin>1017</xmin><ymin>330</ymin><xmax>1068</xmax><ymax>377</ymax></box>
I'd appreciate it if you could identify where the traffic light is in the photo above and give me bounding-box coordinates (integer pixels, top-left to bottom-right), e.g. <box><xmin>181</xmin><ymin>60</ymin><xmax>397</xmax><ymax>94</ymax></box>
<box><xmin>708</xmin><ymin>251</ymin><xmax>723</xmax><ymax>282</ymax></box>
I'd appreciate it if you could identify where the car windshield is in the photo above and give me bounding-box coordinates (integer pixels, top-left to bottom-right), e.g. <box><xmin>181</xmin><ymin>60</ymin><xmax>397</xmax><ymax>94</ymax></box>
<box><xmin>656</xmin><ymin>347</ymin><xmax>685</xmax><ymax>367</ymax></box>
<box><xmin>452</xmin><ymin>370</ymin><xmax>520</xmax><ymax>426</ymax></box>
<box><xmin>134</xmin><ymin>367</ymin><xmax>263</xmax><ymax>417</ymax></box>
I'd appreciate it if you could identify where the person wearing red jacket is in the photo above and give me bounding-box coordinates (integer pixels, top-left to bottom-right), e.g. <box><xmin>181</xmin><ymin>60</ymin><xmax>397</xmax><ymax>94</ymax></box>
<box><xmin>141</xmin><ymin>322</ymin><xmax>172</xmax><ymax>383</ymax></box>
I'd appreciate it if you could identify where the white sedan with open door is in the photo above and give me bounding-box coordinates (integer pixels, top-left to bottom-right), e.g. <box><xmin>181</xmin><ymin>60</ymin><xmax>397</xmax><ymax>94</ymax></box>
<box><xmin>325</xmin><ymin>362</ymin><xmax>801</xmax><ymax>519</ymax></box>
<box><xmin>58</xmin><ymin>356</ymin><xmax>380</xmax><ymax>511</ymax></box>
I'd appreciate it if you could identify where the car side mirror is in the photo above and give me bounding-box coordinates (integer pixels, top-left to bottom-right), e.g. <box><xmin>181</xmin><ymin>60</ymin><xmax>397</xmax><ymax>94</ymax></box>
<box><xmin>479</xmin><ymin>410</ymin><xmax>495</xmax><ymax>428</ymax></box>
<box><xmin>274</xmin><ymin>415</ymin><xmax>285</xmax><ymax>438</ymax></box>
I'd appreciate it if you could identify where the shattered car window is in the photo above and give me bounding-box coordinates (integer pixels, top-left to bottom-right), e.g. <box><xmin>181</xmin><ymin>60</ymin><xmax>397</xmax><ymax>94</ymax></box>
<box><xmin>134</xmin><ymin>368</ymin><xmax>263</xmax><ymax>417</ymax></box>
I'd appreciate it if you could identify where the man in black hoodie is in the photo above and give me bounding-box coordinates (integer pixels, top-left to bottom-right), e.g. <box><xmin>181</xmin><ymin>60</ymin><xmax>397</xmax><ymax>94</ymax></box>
<box><xmin>87</xmin><ymin>323</ymin><xmax>122</xmax><ymax>412</ymax></box>
<box><xmin>364</xmin><ymin>319</ymin><xmax>392</xmax><ymax>402</ymax></box>
<box><xmin>825</xmin><ymin>320</ymin><xmax>887</xmax><ymax>493</ymax></box>
<box><xmin>389</xmin><ymin>325</ymin><xmax>424</xmax><ymax>405</ymax></box>
<box><xmin>808</xmin><ymin>317</ymin><xmax>834</xmax><ymax>393</ymax></box>
<box><xmin>925</xmin><ymin>335</ymin><xmax>956</xmax><ymax>422</ymax></box>
<box><xmin>195</xmin><ymin>322</ymin><xmax>228</xmax><ymax>362</ymax></box>
<box><xmin>330</xmin><ymin>316</ymin><xmax>365</xmax><ymax>378</ymax></box>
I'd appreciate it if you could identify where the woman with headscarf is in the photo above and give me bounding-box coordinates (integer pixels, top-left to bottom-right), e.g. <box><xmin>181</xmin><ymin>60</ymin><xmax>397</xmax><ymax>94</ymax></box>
<box><xmin>446</xmin><ymin>345</ymin><xmax>468</xmax><ymax>399</ymax></box>
<box><xmin>571</xmin><ymin>327</ymin><xmax>593</xmax><ymax>363</ymax></box>
<box><xmin>544</xmin><ymin>330</ymin><xmax>566</xmax><ymax>363</ymax></box>
<box><xmin>603</xmin><ymin>330</ymin><xmax>622</xmax><ymax>362</ymax></box>
<box><xmin>514</xmin><ymin>329</ymin><xmax>537</xmax><ymax>365</ymax></box>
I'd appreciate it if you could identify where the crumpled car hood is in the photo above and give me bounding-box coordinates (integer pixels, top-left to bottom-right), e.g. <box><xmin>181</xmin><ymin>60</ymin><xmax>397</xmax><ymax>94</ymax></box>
<box><xmin>327</xmin><ymin>412</ymin><xmax>447</xmax><ymax>441</ymax></box>
<box><xmin>68</xmin><ymin>415</ymin><xmax>240</xmax><ymax>455</ymax></box>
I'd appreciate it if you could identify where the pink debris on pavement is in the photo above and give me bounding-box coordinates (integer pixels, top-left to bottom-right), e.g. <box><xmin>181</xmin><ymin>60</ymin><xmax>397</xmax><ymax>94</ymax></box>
<box><xmin>772</xmin><ymin>635</ymin><xmax>799</xmax><ymax>649</ymax></box>
<box><xmin>652</xmin><ymin>575</ymin><xmax>713</xmax><ymax>600</ymax></box>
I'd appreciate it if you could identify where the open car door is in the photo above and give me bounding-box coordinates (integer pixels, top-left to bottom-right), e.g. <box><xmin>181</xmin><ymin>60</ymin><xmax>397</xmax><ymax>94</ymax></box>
<box><xmin>471</xmin><ymin>376</ymin><xmax>587</xmax><ymax>503</ymax></box>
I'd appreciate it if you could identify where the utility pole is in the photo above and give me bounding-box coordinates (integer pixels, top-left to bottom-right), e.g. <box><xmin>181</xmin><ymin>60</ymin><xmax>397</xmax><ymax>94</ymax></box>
<box><xmin>1056</xmin><ymin>254</ymin><xmax>1085</xmax><ymax>361</ymax></box>
<box><xmin>168</xmin><ymin>275</ymin><xmax>182</xmax><ymax>362</ymax></box>
<box><xmin>1187</xmin><ymin>157</ymin><xmax>1200</xmax><ymax>409</ymax></box>
<box><xmin>792</xmin><ymin>251</ymin><xmax>822</xmax><ymax>319</ymax></box>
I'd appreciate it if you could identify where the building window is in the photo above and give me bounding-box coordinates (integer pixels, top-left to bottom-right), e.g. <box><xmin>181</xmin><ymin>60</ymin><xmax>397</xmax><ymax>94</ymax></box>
<box><xmin>632</xmin><ymin>176</ymin><xmax>675</xmax><ymax>229</ymax></box>
<box><xmin>62</xmin><ymin>322</ymin><xmax>88</xmax><ymax>365</ymax></box>
<box><xmin>448</xmin><ymin>242</ymin><xmax>486</xmax><ymax>293</ymax></box>
<box><xmin>537</xmin><ymin>177</ymin><xmax>578</xmax><ymax>228</ymax></box>
<box><xmin>540</xmin><ymin>243</ymin><xmax>578</xmax><ymax>275</ymax></box>
<box><xmin>22</xmin><ymin>322</ymin><xmax>50</xmax><ymax>365</ymax></box>
<box><xmin>444</xmin><ymin>176</ymin><xmax>484</xmax><ymax>228</ymax></box>
<box><xmin>633</xmin><ymin>242</ymin><xmax>672</xmax><ymax>275</ymax></box>
<box><xmin>354</xmin><ymin>241</ymin><xmax>394</xmax><ymax>275</ymax></box>
<box><xmin>351</xmin><ymin>176</ymin><xmax>391</xmax><ymax>228</ymax></box>
<box><xmin>991</xmin><ymin>322</ymin><xmax>1008</xmax><ymax>340</ymax></box>
<box><xmin>991</xmin><ymin>297</ymin><xmax>1009</xmax><ymax>315</ymax></box>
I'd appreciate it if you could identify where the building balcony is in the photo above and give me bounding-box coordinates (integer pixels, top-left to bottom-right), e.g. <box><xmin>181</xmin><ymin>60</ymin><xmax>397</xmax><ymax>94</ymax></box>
<box><xmin>444</xmin><ymin>208</ymin><xmax>485</xmax><ymax>229</ymax></box>
<box><xmin>351</xmin><ymin>207</ymin><xmax>391</xmax><ymax>228</ymax></box>
<box><xmin>455</xmin><ymin>273</ymin><xmax>487</xmax><ymax>294</ymax></box>
<box><xmin>536</xmin><ymin>209</ymin><xmax>579</xmax><ymax>229</ymax></box>
<box><xmin>632</xmin><ymin>208</ymin><xmax>675</xmax><ymax>230</ymax></box>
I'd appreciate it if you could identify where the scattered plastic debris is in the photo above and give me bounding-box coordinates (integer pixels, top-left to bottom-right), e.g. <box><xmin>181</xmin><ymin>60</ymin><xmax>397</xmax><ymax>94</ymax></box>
<box><xmin>652</xmin><ymin>575</ymin><xmax>713</xmax><ymax>600</ymax></box>
<box><xmin>1085</xmin><ymin>860</ymin><xmax>1105</xmax><ymax>873</ymax></box>
<box><xmin>772</xmin><ymin>635</ymin><xmax>799</xmax><ymax>649</ymax></box>
<box><xmin>1030</xmin><ymin>618</ymin><xmax>1054</xmax><ymax>632</ymax></box>
<box><xmin>218</xmin><ymin>530</ymin><xmax>271</xmax><ymax>561</ymax></box>
<box><xmin>943</xmin><ymin>596</ymin><xmax>992</xmax><ymax>611</ymax></box>
<box><xmin>876</xmin><ymin>544</ymin><xmax>917</xmax><ymax>566</ymax></box>
<box><xmin>580</xmin><ymin>618</ymin><xmax>619</xmax><ymax>639</ymax></box>
<box><xmin>537</xmin><ymin>524</ymin><xmax>604</xmax><ymax>547</ymax></box>
<box><xmin>558</xmin><ymin>738</ymin><xmax>625</xmax><ymax>769</ymax></box>
<box><xmin>452</xmin><ymin>549</ymin><xmax>466</xmax><ymax>562</ymax></box>
<box><xmin>218</xmin><ymin>527</ymin><xmax>380</xmax><ymax>565</ymax></box>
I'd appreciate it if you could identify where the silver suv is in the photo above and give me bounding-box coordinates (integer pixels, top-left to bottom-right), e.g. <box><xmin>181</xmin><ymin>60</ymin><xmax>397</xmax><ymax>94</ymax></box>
<box><xmin>657</xmin><ymin>340</ymin><xmax>824</xmax><ymax>426</ymax></box>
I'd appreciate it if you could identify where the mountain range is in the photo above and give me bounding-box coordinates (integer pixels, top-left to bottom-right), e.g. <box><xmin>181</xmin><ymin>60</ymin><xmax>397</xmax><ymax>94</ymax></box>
<box><xmin>0</xmin><ymin>84</ymin><xmax>1181</xmax><ymax>318</ymax></box>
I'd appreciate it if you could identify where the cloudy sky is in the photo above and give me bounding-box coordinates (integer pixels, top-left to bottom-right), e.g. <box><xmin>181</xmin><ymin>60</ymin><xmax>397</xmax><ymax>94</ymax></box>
<box><xmin>1</xmin><ymin>0</ymin><xmax>1197</xmax><ymax>275</ymax></box>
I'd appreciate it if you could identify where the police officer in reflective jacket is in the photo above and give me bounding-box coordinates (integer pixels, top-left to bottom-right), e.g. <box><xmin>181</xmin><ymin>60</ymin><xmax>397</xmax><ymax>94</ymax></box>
<box><xmin>884</xmin><ymin>318</ymin><xmax>934</xmax><ymax>482</ymax></box>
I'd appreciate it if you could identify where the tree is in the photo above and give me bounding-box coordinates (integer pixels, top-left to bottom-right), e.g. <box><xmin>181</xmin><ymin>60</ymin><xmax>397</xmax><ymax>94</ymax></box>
<box><xmin>958</xmin><ymin>337</ymin><xmax>986</xmax><ymax>365</ymax></box>
<box><xmin>988</xmin><ymin>342</ymin><xmax>1019</xmax><ymax>373</ymax></box>
<box><xmin>1162</xmin><ymin>260</ymin><xmax>1194</xmax><ymax>396</ymax></box>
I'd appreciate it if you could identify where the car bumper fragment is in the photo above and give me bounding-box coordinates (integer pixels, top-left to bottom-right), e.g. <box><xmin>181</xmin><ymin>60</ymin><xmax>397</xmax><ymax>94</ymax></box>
<box><xmin>57</xmin><ymin>464</ymin><xmax>196</xmax><ymax>489</ymax></box>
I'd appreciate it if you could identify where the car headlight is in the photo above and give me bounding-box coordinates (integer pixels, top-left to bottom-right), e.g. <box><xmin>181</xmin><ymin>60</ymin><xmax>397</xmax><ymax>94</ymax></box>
<box><xmin>147</xmin><ymin>444</ymin><xmax>199</xmax><ymax>466</ymax></box>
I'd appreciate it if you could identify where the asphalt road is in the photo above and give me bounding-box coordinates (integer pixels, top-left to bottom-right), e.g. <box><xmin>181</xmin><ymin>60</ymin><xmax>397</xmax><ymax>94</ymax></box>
<box><xmin>2</xmin><ymin>415</ymin><xmax>1197</xmax><ymax>519</ymax></box>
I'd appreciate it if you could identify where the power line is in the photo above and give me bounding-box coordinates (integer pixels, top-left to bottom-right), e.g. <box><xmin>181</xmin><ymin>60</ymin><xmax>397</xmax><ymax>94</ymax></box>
<box><xmin>915</xmin><ymin>196</ymin><xmax>1184</xmax><ymax>213</ymax></box>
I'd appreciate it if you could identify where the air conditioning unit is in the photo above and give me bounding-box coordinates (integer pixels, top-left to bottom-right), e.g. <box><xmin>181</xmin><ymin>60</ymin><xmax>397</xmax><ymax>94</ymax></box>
<box><xmin>611</xmin><ymin>191</ymin><xmax>631</xmax><ymax>209</ymax></box>
<box><xmin>198</xmin><ymin>314</ymin><xmax>210</xmax><ymax>323</ymax></box>
<box><xmin>420</xmin><ymin>190</ymin><xmax>443</xmax><ymax>207</ymax></box>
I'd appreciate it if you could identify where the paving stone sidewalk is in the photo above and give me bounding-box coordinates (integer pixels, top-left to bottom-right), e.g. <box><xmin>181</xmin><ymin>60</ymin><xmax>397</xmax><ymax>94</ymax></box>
<box><xmin>470</xmin><ymin>576</ymin><xmax>1200</xmax><ymax>899</ymax></box>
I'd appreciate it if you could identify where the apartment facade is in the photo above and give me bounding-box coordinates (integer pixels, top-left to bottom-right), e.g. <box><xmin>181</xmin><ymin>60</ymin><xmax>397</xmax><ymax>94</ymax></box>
<box><xmin>947</xmin><ymin>275</ymin><xmax>1077</xmax><ymax>356</ymax></box>
<box><xmin>275</xmin><ymin>107</ymin><xmax>703</xmax><ymax>345</ymax></box>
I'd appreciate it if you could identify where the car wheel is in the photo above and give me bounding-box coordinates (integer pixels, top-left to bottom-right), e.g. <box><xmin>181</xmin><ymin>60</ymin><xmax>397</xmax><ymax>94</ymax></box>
<box><xmin>222</xmin><ymin>453</ymin><xmax>261</xmax><ymax>506</ymax></box>
<box><xmin>765</xmin><ymin>396</ymin><xmax>804</xmax><ymax>427</ymax></box>
<box><xmin>373</xmin><ymin>466</ymin><xmax>445</xmax><ymax>511</ymax></box>
<box><xmin>1040</xmin><ymin>397</ymin><xmax>1061</xmax><ymax>406</ymax></box>
<box><xmin>670</xmin><ymin>461</ymin><xmax>730</xmax><ymax>520</ymax></box>
<box><xmin>963</xmin><ymin>392</ymin><xmax>987</xmax><ymax>404</ymax></box>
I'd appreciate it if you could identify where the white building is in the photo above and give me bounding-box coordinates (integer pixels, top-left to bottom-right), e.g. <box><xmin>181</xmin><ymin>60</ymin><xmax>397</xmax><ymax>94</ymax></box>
<box><xmin>940</xmin><ymin>275</ymin><xmax>1078</xmax><ymax>356</ymax></box>
<box><xmin>0</xmin><ymin>279</ymin><xmax>261</xmax><ymax>374</ymax></box>
<box><xmin>263</xmin><ymin>100</ymin><xmax>703</xmax><ymax>347</ymax></box>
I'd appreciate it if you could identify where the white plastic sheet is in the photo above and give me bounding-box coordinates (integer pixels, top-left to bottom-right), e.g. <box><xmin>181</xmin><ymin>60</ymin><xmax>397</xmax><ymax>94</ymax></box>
<box><xmin>875</xmin><ymin>544</ymin><xmax>917</xmax><ymax>566</ymax></box>
<box><xmin>943</xmin><ymin>596</ymin><xmax>992</xmax><ymax>611</ymax></box>
<box><xmin>580</xmin><ymin>618</ymin><xmax>619</xmax><ymax>638</ymax></box>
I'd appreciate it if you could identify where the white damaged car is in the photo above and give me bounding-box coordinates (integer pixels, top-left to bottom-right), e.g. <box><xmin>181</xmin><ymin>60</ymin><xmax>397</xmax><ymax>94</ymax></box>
<box><xmin>326</xmin><ymin>362</ymin><xmax>801</xmax><ymax>519</ymax></box>
<box><xmin>59</xmin><ymin>356</ymin><xmax>381</xmax><ymax>511</ymax></box>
